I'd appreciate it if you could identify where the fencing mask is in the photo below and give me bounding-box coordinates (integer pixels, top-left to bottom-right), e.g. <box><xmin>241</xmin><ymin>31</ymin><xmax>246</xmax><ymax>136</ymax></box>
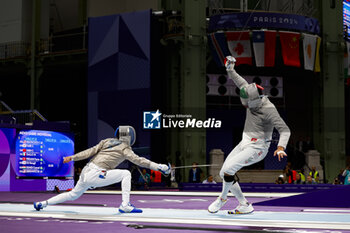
<box><xmin>240</xmin><ymin>83</ymin><xmax>264</xmax><ymax>109</ymax></box>
<box><xmin>114</xmin><ymin>125</ymin><xmax>136</xmax><ymax>146</ymax></box>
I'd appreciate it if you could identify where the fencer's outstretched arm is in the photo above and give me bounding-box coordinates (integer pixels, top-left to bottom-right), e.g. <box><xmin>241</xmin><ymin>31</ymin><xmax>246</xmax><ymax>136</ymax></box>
<box><xmin>70</xmin><ymin>139</ymin><xmax>107</xmax><ymax>161</ymax></box>
<box><xmin>123</xmin><ymin>147</ymin><xmax>170</xmax><ymax>175</ymax></box>
<box><xmin>123</xmin><ymin>147</ymin><xmax>156</xmax><ymax>168</ymax></box>
<box><xmin>225</xmin><ymin>56</ymin><xmax>248</xmax><ymax>89</ymax></box>
<box><xmin>227</xmin><ymin>70</ymin><xmax>249</xmax><ymax>89</ymax></box>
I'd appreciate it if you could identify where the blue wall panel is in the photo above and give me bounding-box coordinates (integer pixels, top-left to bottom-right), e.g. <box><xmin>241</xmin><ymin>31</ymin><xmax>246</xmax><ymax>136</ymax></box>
<box><xmin>88</xmin><ymin>10</ymin><xmax>151</xmax><ymax>148</ymax></box>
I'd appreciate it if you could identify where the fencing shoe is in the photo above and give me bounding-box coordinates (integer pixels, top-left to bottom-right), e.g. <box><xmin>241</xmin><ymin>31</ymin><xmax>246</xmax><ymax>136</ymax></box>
<box><xmin>228</xmin><ymin>202</ymin><xmax>254</xmax><ymax>214</ymax></box>
<box><xmin>119</xmin><ymin>203</ymin><xmax>142</xmax><ymax>213</ymax></box>
<box><xmin>34</xmin><ymin>201</ymin><xmax>47</xmax><ymax>211</ymax></box>
<box><xmin>208</xmin><ymin>197</ymin><xmax>227</xmax><ymax>213</ymax></box>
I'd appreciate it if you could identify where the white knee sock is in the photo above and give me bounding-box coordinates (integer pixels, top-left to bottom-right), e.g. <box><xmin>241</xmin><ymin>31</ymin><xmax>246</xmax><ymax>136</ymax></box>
<box><xmin>229</xmin><ymin>182</ymin><xmax>247</xmax><ymax>204</ymax></box>
<box><xmin>38</xmin><ymin>200</ymin><xmax>48</xmax><ymax>207</ymax></box>
<box><xmin>121</xmin><ymin>172</ymin><xmax>131</xmax><ymax>206</ymax></box>
<box><xmin>220</xmin><ymin>181</ymin><xmax>233</xmax><ymax>200</ymax></box>
<box><xmin>46</xmin><ymin>192</ymin><xmax>72</xmax><ymax>205</ymax></box>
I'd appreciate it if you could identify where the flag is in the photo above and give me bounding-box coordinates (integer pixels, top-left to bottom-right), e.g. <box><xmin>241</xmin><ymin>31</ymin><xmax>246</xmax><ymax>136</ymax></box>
<box><xmin>252</xmin><ymin>30</ymin><xmax>277</xmax><ymax>67</ymax></box>
<box><xmin>279</xmin><ymin>31</ymin><xmax>301</xmax><ymax>67</ymax></box>
<box><xmin>225</xmin><ymin>31</ymin><xmax>252</xmax><ymax>66</ymax></box>
<box><xmin>207</xmin><ymin>32</ymin><xmax>231</xmax><ymax>67</ymax></box>
<box><xmin>347</xmin><ymin>41</ymin><xmax>350</xmax><ymax>76</ymax></box>
<box><xmin>314</xmin><ymin>36</ymin><xmax>321</xmax><ymax>72</ymax></box>
<box><xmin>302</xmin><ymin>33</ymin><xmax>317</xmax><ymax>71</ymax></box>
<box><xmin>344</xmin><ymin>52</ymin><xmax>349</xmax><ymax>79</ymax></box>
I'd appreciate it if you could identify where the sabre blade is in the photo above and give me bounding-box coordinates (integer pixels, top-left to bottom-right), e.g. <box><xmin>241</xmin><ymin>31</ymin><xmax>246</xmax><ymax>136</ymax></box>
<box><xmin>172</xmin><ymin>164</ymin><xmax>219</xmax><ymax>169</ymax></box>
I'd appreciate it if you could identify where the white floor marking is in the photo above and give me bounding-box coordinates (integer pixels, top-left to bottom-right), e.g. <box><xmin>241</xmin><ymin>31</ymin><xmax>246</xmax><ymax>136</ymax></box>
<box><xmin>0</xmin><ymin>204</ymin><xmax>349</xmax><ymax>230</ymax></box>
<box><xmin>85</xmin><ymin>190</ymin><xmax>301</xmax><ymax>198</ymax></box>
<box><xmin>138</xmin><ymin>198</ymin><xmax>208</xmax><ymax>203</ymax></box>
<box><xmin>302</xmin><ymin>209</ymin><xmax>350</xmax><ymax>213</ymax></box>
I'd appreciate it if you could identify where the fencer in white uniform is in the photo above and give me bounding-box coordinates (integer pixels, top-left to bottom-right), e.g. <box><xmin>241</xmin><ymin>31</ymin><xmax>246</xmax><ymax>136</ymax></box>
<box><xmin>208</xmin><ymin>56</ymin><xmax>291</xmax><ymax>214</ymax></box>
<box><xmin>34</xmin><ymin>126</ymin><xmax>170</xmax><ymax>213</ymax></box>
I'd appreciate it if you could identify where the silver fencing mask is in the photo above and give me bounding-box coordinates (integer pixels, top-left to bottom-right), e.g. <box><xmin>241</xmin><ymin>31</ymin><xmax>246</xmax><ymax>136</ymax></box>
<box><xmin>239</xmin><ymin>83</ymin><xmax>264</xmax><ymax>109</ymax></box>
<box><xmin>114</xmin><ymin>125</ymin><xmax>136</xmax><ymax>146</ymax></box>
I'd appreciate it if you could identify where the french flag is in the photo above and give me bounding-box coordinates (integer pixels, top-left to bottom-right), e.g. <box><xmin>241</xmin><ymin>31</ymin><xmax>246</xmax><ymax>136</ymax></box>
<box><xmin>252</xmin><ymin>30</ymin><xmax>277</xmax><ymax>67</ymax></box>
<box><xmin>207</xmin><ymin>32</ymin><xmax>231</xmax><ymax>67</ymax></box>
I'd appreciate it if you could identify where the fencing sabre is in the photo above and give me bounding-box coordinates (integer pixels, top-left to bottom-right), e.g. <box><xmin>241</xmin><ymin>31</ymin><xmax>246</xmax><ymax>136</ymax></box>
<box><xmin>172</xmin><ymin>164</ymin><xmax>220</xmax><ymax>169</ymax></box>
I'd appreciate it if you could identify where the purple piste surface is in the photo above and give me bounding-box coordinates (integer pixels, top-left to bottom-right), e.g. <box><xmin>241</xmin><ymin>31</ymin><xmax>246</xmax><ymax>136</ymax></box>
<box><xmin>1</xmin><ymin>191</ymin><xmax>349</xmax><ymax>213</ymax></box>
<box><xmin>0</xmin><ymin>191</ymin><xmax>271</xmax><ymax>210</ymax></box>
<box><xmin>1</xmin><ymin>216</ymin><xmax>349</xmax><ymax>233</ymax></box>
<box><xmin>1</xmin><ymin>192</ymin><xmax>350</xmax><ymax>233</ymax></box>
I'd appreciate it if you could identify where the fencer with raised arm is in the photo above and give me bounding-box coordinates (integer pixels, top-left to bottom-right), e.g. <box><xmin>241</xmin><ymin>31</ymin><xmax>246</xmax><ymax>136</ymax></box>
<box><xmin>34</xmin><ymin>126</ymin><xmax>170</xmax><ymax>213</ymax></box>
<box><xmin>208</xmin><ymin>56</ymin><xmax>291</xmax><ymax>214</ymax></box>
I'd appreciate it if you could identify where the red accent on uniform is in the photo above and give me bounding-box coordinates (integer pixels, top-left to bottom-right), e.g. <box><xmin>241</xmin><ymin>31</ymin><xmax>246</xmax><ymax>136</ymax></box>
<box><xmin>251</xmin><ymin>138</ymin><xmax>257</xmax><ymax>142</ymax></box>
<box><xmin>256</xmin><ymin>84</ymin><xmax>264</xmax><ymax>90</ymax></box>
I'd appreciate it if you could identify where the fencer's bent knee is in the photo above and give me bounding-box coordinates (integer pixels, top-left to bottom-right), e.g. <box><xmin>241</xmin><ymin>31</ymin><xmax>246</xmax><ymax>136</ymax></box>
<box><xmin>220</xmin><ymin>165</ymin><xmax>235</xmax><ymax>178</ymax></box>
<box><xmin>224</xmin><ymin>175</ymin><xmax>236</xmax><ymax>183</ymax></box>
<box><xmin>123</xmin><ymin>170</ymin><xmax>131</xmax><ymax>177</ymax></box>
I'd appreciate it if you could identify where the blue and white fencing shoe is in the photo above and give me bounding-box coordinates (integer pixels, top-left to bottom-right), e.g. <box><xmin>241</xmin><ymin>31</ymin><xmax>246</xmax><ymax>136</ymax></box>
<box><xmin>119</xmin><ymin>203</ymin><xmax>142</xmax><ymax>213</ymax></box>
<box><xmin>34</xmin><ymin>202</ymin><xmax>44</xmax><ymax>211</ymax></box>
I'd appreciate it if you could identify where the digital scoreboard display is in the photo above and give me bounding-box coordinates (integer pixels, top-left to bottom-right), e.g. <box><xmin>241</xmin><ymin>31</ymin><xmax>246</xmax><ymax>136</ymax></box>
<box><xmin>15</xmin><ymin>130</ymin><xmax>74</xmax><ymax>179</ymax></box>
<box><xmin>344</xmin><ymin>0</ymin><xmax>350</xmax><ymax>41</ymax></box>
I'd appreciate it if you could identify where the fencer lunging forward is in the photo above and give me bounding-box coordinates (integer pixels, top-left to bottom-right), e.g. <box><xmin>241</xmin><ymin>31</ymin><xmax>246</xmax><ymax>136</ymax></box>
<box><xmin>34</xmin><ymin>126</ymin><xmax>170</xmax><ymax>213</ymax></box>
<box><xmin>208</xmin><ymin>56</ymin><xmax>291</xmax><ymax>214</ymax></box>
